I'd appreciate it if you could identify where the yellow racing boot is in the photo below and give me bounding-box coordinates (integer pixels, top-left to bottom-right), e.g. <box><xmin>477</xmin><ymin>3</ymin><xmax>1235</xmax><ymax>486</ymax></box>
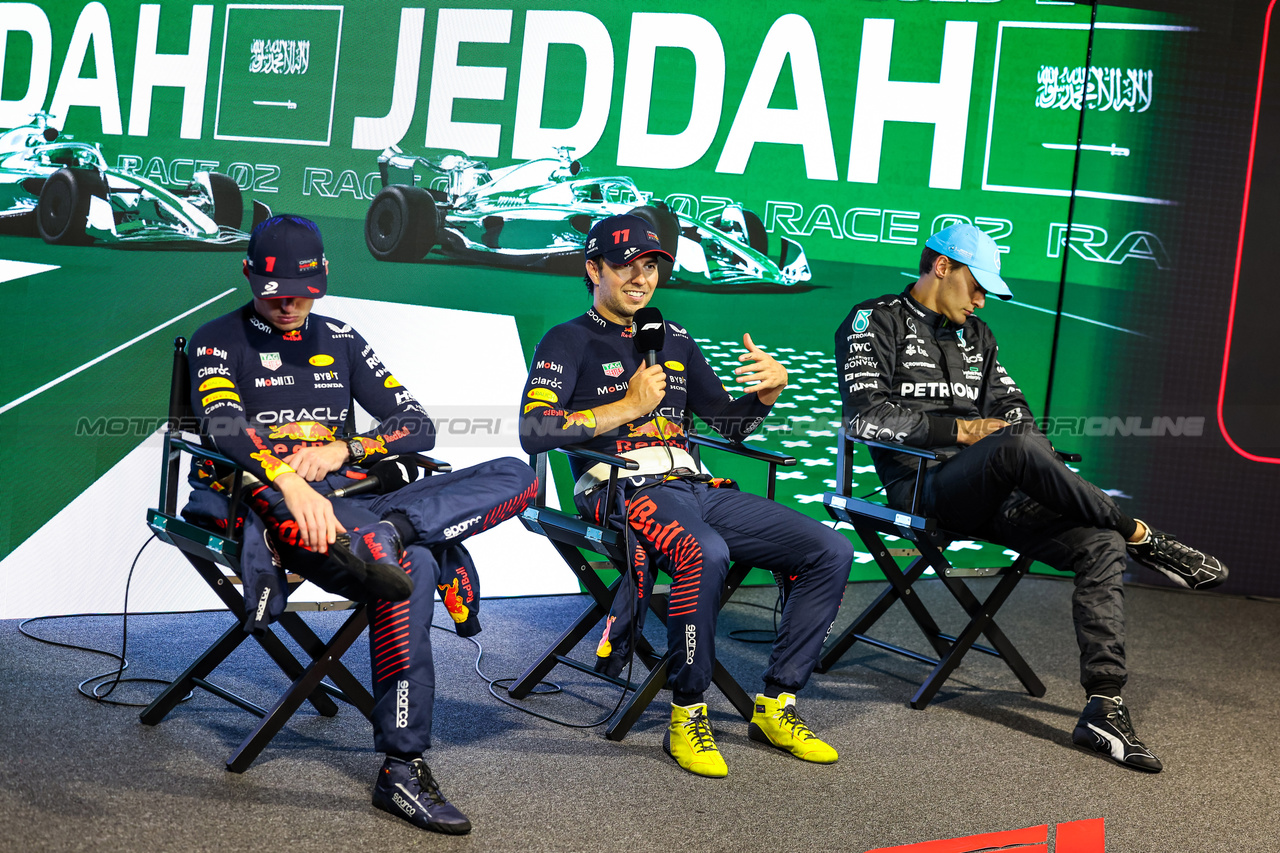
<box><xmin>748</xmin><ymin>693</ymin><xmax>838</xmax><ymax>764</ymax></box>
<box><xmin>663</xmin><ymin>702</ymin><xmax>728</xmax><ymax>778</ymax></box>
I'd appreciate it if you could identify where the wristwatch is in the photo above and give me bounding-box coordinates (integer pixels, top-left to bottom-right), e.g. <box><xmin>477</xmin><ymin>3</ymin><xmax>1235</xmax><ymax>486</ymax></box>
<box><xmin>346</xmin><ymin>437</ymin><xmax>367</xmax><ymax>464</ymax></box>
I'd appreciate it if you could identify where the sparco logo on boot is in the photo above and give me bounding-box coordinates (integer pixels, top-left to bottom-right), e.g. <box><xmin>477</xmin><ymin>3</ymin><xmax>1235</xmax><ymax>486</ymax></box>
<box><xmin>395</xmin><ymin>679</ymin><xmax>409</xmax><ymax>728</ymax></box>
<box><xmin>392</xmin><ymin>792</ymin><xmax>415</xmax><ymax>815</ymax></box>
<box><xmin>443</xmin><ymin>515</ymin><xmax>481</xmax><ymax>539</ymax></box>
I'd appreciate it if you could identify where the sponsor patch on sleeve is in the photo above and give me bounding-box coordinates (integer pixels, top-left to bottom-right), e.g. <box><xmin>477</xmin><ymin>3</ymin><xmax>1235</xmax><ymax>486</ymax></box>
<box><xmin>198</xmin><ymin>377</ymin><xmax>235</xmax><ymax>392</ymax></box>
<box><xmin>201</xmin><ymin>390</ymin><xmax>241</xmax><ymax>407</ymax></box>
<box><xmin>528</xmin><ymin>387</ymin><xmax>558</xmax><ymax>403</ymax></box>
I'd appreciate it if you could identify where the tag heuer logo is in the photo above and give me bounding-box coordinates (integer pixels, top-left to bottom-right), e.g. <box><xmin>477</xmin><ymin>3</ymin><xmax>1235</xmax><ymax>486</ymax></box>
<box><xmin>852</xmin><ymin>309</ymin><xmax>871</xmax><ymax>333</ymax></box>
<box><xmin>260</xmin><ymin>352</ymin><xmax>282</xmax><ymax>371</ymax></box>
<box><xmin>602</xmin><ymin>361</ymin><xmax>624</xmax><ymax>378</ymax></box>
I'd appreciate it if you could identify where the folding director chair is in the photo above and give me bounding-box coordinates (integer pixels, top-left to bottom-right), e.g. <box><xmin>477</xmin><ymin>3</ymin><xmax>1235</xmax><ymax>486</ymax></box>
<box><xmin>141</xmin><ymin>336</ymin><xmax>449</xmax><ymax>771</ymax></box>
<box><xmin>817</xmin><ymin>427</ymin><xmax>1061</xmax><ymax>709</ymax></box>
<box><xmin>511</xmin><ymin>434</ymin><xmax>796</xmax><ymax>740</ymax></box>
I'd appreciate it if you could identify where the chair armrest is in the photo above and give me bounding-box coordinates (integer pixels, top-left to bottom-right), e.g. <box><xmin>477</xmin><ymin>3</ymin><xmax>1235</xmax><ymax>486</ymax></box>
<box><xmin>847</xmin><ymin>435</ymin><xmax>942</xmax><ymax>461</ymax></box>
<box><xmin>403</xmin><ymin>453</ymin><xmax>452</xmax><ymax>474</ymax></box>
<box><xmin>688</xmin><ymin>432</ymin><xmax>796</xmax><ymax>467</ymax></box>
<box><xmin>169</xmin><ymin>435</ymin><xmax>242</xmax><ymax>469</ymax></box>
<box><xmin>556</xmin><ymin>444</ymin><xmax>641</xmax><ymax>471</ymax></box>
<box><xmin>836</xmin><ymin>427</ymin><xmax>941</xmax><ymax>514</ymax></box>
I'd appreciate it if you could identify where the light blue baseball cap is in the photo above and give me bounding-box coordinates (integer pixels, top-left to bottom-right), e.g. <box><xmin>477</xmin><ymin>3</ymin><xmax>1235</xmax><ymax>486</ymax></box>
<box><xmin>925</xmin><ymin>222</ymin><xmax>1013</xmax><ymax>300</ymax></box>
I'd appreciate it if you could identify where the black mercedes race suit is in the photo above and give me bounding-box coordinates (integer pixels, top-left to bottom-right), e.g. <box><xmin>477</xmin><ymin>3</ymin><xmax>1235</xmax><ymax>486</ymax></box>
<box><xmin>184</xmin><ymin>302</ymin><xmax>535</xmax><ymax>755</ymax></box>
<box><xmin>520</xmin><ymin>309</ymin><xmax>850</xmax><ymax>699</ymax></box>
<box><xmin>835</xmin><ymin>289</ymin><xmax>1135</xmax><ymax>695</ymax></box>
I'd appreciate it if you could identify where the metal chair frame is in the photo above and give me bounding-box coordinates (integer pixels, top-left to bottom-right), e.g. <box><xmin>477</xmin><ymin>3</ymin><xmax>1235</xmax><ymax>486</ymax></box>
<box><xmin>511</xmin><ymin>433</ymin><xmax>795</xmax><ymax>739</ymax></box>
<box><xmin>141</xmin><ymin>336</ymin><xmax>448</xmax><ymax>771</ymax></box>
<box><xmin>817</xmin><ymin>427</ymin><xmax>1048</xmax><ymax>709</ymax></box>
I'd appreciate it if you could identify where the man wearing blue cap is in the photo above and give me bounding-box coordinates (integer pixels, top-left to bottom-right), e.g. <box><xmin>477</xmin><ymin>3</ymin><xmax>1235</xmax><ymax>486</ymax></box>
<box><xmin>835</xmin><ymin>222</ymin><xmax>1228</xmax><ymax>773</ymax></box>
<box><xmin>521</xmin><ymin>213</ymin><xmax>852</xmax><ymax>778</ymax></box>
<box><xmin>185</xmin><ymin>214</ymin><xmax>536</xmax><ymax>833</ymax></box>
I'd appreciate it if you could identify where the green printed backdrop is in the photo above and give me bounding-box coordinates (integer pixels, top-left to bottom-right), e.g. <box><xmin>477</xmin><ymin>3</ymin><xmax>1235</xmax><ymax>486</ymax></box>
<box><xmin>1</xmin><ymin>1</ymin><xmax>1276</xmax><ymax>595</ymax></box>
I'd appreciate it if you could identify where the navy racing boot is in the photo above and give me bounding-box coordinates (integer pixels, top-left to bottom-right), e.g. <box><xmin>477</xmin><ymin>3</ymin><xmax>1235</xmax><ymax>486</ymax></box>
<box><xmin>372</xmin><ymin>755</ymin><xmax>472</xmax><ymax>834</ymax></box>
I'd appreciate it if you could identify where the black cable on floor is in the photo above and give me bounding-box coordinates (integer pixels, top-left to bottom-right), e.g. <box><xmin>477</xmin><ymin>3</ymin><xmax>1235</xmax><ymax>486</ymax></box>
<box><xmin>431</xmin><ymin>621</ymin><xmax>635</xmax><ymax>729</ymax></box>
<box><xmin>435</xmin><ymin>582</ymin><xmax>785</xmax><ymax>728</ymax></box>
<box><xmin>16</xmin><ymin>535</ymin><xmax>200</xmax><ymax>707</ymax></box>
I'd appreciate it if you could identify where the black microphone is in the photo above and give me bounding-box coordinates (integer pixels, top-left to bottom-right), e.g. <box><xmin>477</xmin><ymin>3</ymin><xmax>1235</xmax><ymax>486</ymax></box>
<box><xmin>633</xmin><ymin>306</ymin><xmax>665</xmax><ymax>368</ymax></box>
<box><xmin>326</xmin><ymin>455</ymin><xmax>418</xmax><ymax>498</ymax></box>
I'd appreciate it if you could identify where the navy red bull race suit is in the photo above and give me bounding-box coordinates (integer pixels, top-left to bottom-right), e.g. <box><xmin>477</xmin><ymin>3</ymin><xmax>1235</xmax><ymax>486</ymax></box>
<box><xmin>836</xmin><ymin>290</ymin><xmax>1131</xmax><ymax>694</ymax></box>
<box><xmin>519</xmin><ymin>309</ymin><xmax>851</xmax><ymax>699</ymax></box>
<box><xmin>185</xmin><ymin>303</ymin><xmax>536</xmax><ymax>755</ymax></box>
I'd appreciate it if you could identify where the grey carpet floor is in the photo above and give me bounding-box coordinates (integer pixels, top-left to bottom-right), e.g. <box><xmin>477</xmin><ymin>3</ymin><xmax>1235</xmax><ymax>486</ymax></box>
<box><xmin>2</xmin><ymin>577</ymin><xmax>1276</xmax><ymax>853</ymax></box>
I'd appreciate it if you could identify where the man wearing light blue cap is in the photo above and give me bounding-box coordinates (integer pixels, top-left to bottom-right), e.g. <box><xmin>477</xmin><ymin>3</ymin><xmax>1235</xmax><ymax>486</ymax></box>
<box><xmin>835</xmin><ymin>222</ymin><xmax>1228</xmax><ymax>773</ymax></box>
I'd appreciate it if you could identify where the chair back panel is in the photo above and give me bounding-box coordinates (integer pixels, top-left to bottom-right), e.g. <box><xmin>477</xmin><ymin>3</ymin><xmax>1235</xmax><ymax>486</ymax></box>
<box><xmin>170</xmin><ymin>336</ymin><xmax>193</xmax><ymax>424</ymax></box>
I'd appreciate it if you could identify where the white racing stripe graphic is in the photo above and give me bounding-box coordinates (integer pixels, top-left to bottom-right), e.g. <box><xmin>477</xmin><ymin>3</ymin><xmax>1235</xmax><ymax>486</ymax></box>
<box><xmin>0</xmin><ymin>259</ymin><xmax>59</xmax><ymax>285</ymax></box>
<box><xmin>0</xmin><ymin>288</ymin><xmax>236</xmax><ymax>415</ymax></box>
<box><xmin>1087</xmin><ymin>722</ymin><xmax>1152</xmax><ymax>760</ymax></box>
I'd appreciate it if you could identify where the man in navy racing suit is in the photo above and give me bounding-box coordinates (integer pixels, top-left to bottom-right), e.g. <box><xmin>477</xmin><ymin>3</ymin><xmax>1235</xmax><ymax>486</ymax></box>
<box><xmin>185</xmin><ymin>215</ymin><xmax>535</xmax><ymax>832</ymax></box>
<box><xmin>835</xmin><ymin>222</ymin><xmax>1228</xmax><ymax>773</ymax></box>
<box><xmin>520</xmin><ymin>214</ymin><xmax>852</xmax><ymax>778</ymax></box>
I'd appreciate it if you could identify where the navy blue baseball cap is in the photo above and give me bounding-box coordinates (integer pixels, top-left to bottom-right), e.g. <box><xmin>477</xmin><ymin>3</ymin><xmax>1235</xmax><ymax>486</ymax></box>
<box><xmin>245</xmin><ymin>214</ymin><xmax>328</xmax><ymax>299</ymax></box>
<box><xmin>925</xmin><ymin>222</ymin><xmax>1013</xmax><ymax>300</ymax></box>
<box><xmin>585</xmin><ymin>214</ymin><xmax>674</xmax><ymax>265</ymax></box>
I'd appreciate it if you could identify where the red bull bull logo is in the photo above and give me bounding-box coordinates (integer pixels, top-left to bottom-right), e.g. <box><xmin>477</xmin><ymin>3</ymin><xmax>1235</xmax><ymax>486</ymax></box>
<box><xmin>628</xmin><ymin>416</ymin><xmax>683</xmax><ymax>440</ymax></box>
<box><xmin>438</xmin><ymin>579</ymin><xmax>470</xmax><ymax>623</ymax></box>
<box><xmin>268</xmin><ymin>420</ymin><xmax>335</xmax><ymax>442</ymax></box>
<box><xmin>357</xmin><ymin>436</ymin><xmax>388</xmax><ymax>457</ymax></box>
<box><xmin>250</xmin><ymin>450</ymin><xmax>294</xmax><ymax>481</ymax></box>
<box><xmin>562</xmin><ymin>410</ymin><xmax>596</xmax><ymax>430</ymax></box>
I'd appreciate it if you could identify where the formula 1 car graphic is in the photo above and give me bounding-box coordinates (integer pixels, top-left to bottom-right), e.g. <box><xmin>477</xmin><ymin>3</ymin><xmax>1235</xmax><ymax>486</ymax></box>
<box><xmin>0</xmin><ymin>113</ymin><xmax>260</xmax><ymax>245</ymax></box>
<box><xmin>364</xmin><ymin>144</ymin><xmax>810</xmax><ymax>286</ymax></box>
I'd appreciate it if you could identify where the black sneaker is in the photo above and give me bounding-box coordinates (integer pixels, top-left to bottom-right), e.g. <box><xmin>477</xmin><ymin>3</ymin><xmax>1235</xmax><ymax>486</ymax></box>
<box><xmin>1127</xmin><ymin>522</ymin><xmax>1228</xmax><ymax>590</ymax></box>
<box><xmin>1072</xmin><ymin>695</ymin><xmax>1162</xmax><ymax>772</ymax></box>
<box><xmin>372</xmin><ymin>756</ymin><xmax>472</xmax><ymax>834</ymax></box>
